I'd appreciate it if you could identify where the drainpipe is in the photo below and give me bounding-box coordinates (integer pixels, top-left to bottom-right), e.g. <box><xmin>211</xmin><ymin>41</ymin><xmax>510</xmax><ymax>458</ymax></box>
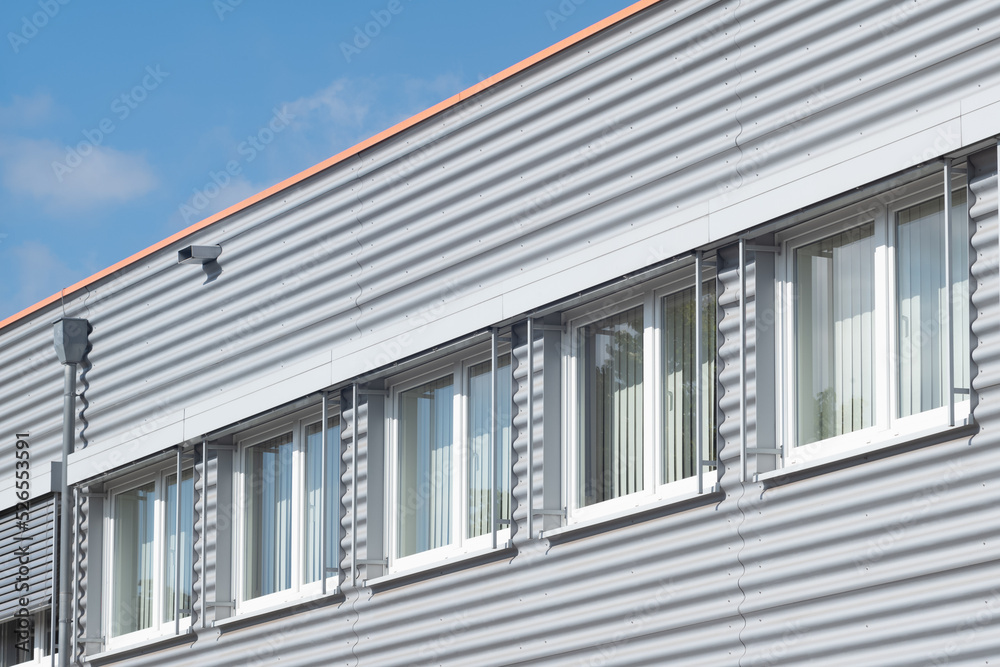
<box><xmin>53</xmin><ymin>318</ymin><xmax>91</xmax><ymax>667</ymax></box>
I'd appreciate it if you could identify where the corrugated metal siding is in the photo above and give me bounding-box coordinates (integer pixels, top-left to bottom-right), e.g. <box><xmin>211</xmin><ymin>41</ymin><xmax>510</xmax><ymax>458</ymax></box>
<box><xmin>510</xmin><ymin>321</ymin><xmax>540</xmax><ymax>544</ymax></box>
<box><xmin>74</xmin><ymin>491</ymin><xmax>90</xmax><ymax>664</ymax></box>
<box><xmin>0</xmin><ymin>496</ymin><xmax>53</xmax><ymax>621</ymax></box>
<box><xmin>0</xmin><ymin>0</ymin><xmax>996</xmax><ymax>665</ymax></box>
<box><xmin>3</xmin><ymin>0</ymin><xmax>1000</xmax><ymax>502</ymax></box>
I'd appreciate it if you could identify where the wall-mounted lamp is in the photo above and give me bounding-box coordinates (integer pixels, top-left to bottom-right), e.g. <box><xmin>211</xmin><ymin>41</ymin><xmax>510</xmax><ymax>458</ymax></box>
<box><xmin>177</xmin><ymin>245</ymin><xmax>222</xmax><ymax>264</ymax></box>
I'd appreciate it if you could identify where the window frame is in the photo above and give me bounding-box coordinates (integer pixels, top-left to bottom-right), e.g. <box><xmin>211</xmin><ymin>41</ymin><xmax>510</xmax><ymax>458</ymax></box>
<box><xmin>775</xmin><ymin>174</ymin><xmax>971</xmax><ymax>466</ymax></box>
<box><xmin>233</xmin><ymin>406</ymin><xmax>340</xmax><ymax>615</ymax></box>
<box><xmin>562</xmin><ymin>263</ymin><xmax>717</xmax><ymax>525</ymax></box>
<box><xmin>385</xmin><ymin>342</ymin><xmax>512</xmax><ymax>574</ymax></box>
<box><xmin>102</xmin><ymin>461</ymin><xmax>194</xmax><ymax>651</ymax></box>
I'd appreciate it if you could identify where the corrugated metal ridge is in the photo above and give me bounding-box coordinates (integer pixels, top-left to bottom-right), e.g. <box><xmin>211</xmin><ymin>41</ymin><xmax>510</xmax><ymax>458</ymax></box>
<box><xmin>0</xmin><ymin>0</ymin><xmax>662</xmax><ymax>335</ymax></box>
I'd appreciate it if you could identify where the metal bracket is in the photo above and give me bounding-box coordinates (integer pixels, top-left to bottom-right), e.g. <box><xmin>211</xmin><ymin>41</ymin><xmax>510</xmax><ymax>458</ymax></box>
<box><xmin>532</xmin><ymin>508</ymin><xmax>567</xmax><ymax>516</ymax></box>
<box><xmin>356</xmin><ymin>558</ymin><xmax>388</xmax><ymax>567</ymax></box>
<box><xmin>357</xmin><ymin>389</ymin><xmax>389</xmax><ymax>397</ymax></box>
<box><xmin>532</xmin><ymin>324</ymin><xmax>565</xmax><ymax>333</ymax></box>
<box><xmin>746</xmin><ymin>244</ymin><xmax>780</xmax><ymax>254</ymax></box>
<box><xmin>498</xmin><ymin>519</ymin><xmax>512</xmax><ymax>526</ymax></box>
<box><xmin>207</xmin><ymin>444</ymin><xmax>237</xmax><ymax>452</ymax></box>
<box><xmin>211</xmin><ymin>600</ymin><xmax>234</xmax><ymax>608</ymax></box>
<box><xmin>701</xmin><ymin>460</ymin><xmax>718</xmax><ymax>467</ymax></box>
<box><xmin>746</xmin><ymin>448</ymin><xmax>782</xmax><ymax>455</ymax></box>
<box><xmin>79</xmin><ymin>491</ymin><xmax>107</xmax><ymax>499</ymax></box>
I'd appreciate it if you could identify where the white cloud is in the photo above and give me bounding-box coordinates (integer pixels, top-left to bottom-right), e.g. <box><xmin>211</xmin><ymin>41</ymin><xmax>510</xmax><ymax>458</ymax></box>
<box><xmin>0</xmin><ymin>137</ymin><xmax>157</xmax><ymax>211</ymax></box>
<box><xmin>0</xmin><ymin>240</ymin><xmax>82</xmax><ymax>320</ymax></box>
<box><xmin>0</xmin><ymin>93</ymin><xmax>55</xmax><ymax>128</ymax></box>
<box><xmin>285</xmin><ymin>78</ymin><xmax>377</xmax><ymax>131</ymax></box>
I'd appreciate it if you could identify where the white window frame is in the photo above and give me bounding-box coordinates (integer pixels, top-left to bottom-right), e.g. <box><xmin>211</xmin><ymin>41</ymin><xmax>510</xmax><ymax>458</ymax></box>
<box><xmin>775</xmin><ymin>175</ymin><xmax>971</xmax><ymax>466</ymax></box>
<box><xmin>103</xmin><ymin>462</ymin><xmax>193</xmax><ymax>651</ymax></box>
<box><xmin>562</xmin><ymin>264</ymin><xmax>716</xmax><ymax>525</ymax></box>
<box><xmin>385</xmin><ymin>343</ymin><xmax>512</xmax><ymax>573</ymax></box>
<box><xmin>233</xmin><ymin>407</ymin><xmax>340</xmax><ymax>614</ymax></box>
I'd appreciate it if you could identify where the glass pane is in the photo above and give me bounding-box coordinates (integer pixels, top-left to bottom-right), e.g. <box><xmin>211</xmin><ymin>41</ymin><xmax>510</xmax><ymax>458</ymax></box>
<box><xmin>896</xmin><ymin>188</ymin><xmax>969</xmax><ymax>417</ymax></box>
<box><xmin>662</xmin><ymin>279</ymin><xmax>717</xmax><ymax>484</ymax></box>
<box><xmin>304</xmin><ymin>416</ymin><xmax>340</xmax><ymax>583</ymax></box>
<box><xmin>795</xmin><ymin>223</ymin><xmax>876</xmax><ymax>445</ymax></box>
<box><xmin>163</xmin><ymin>469</ymin><xmax>193</xmax><ymax>622</ymax></box>
<box><xmin>112</xmin><ymin>481</ymin><xmax>155</xmax><ymax>637</ymax></box>
<box><xmin>467</xmin><ymin>353</ymin><xmax>512</xmax><ymax>538</ymax></box>
<box><xmin>243</xmin><ymin>432</ymin><xmax>293</xmax><ymax>600</ymax></box>
<box><xmin>578</xmin><ymin>306</ymin><xmax>644</xmax><ymax>507</ymax></box>
<box><xmin>0</xmin><ymin>615</ymin><xmax>34</xmax><ymax>664</ymax></box>
<box><xmin>397</xmin><ymin>375</ymin><xmax>454</xmax><ymax>557</ymax></box>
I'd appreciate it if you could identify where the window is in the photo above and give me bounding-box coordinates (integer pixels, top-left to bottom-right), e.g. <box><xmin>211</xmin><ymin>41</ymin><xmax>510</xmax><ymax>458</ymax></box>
<box><xmin>236</xmin><ymin>411</ymin><xmax>339</xmax><ymax>610</ymax></box>
<box><xmin>388</xmin><ymin>347</ymin><xmax>511</xmax><ymax>570</ymax></box>
<box><xmin>106</xmin><ymin>465</ymin><xmax>193</xmax><ymax>648</ymax></box>
<box><xmin>0</xmin><ymin>611</ymin><xmax>50</xmax><ymax>667</ymax></box>
<box><xmin>565</xmin><ymin>266</ymin><xmax>717</xmax><ymax>520</ymax></box>
<box><xmin>778</xmin><ymin>177</ymin><xmax>969</xmax><ymax>464</ymax></box>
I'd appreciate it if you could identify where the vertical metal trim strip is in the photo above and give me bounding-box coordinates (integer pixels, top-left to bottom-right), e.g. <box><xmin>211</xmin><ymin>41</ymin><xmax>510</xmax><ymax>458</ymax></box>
<box><xmin>695</xmin><ymin>251</ymin><xmax>704</xmax><ymax>495</ymax></box>
<box><xmin>491</xmin><ymin>328</ymin><xmax>498</xmax><ymax>550</ymax></box>
<box><xmin>351</xmin><ymin>383</ymin><xmax>359</xmax><ymax>588</ymax></box>
<box><xmin>70</xmin><ymin>489</ymin><xmax>79</xmax><ymax>664</ymax></box>
<box><xmin>174</xmin><ymin>446</ymin><xmax>181</xmax><ymax>636</ymax></box>
<box><xmin>739</xmin><ymin>238</ymin><xmax>747</xmax><ymax>483</ymax></box>
<box><xmin>509</xmin><ymin>332</ymin><xmax>515</xmax><ymax>544</ymax></box>
<box><xmin>526</xmin><ymin>318</ymin><xmax>534</xmax><ymax>541</ymax></box>
<box><xmin>200</xmin><ymin>437</ymin><xmax>207</xmax><ymax>629</ymax></box>
<box><xmin>320</xmin><ymin>391</ymin><xmax>328</xmax><ymax>595</ymax></box>
<box><xmin>50</xmin><ymin>493</ymin><xmax>56</xmax><ymax>667</ymax></box>
<box><xmin>944</xmin><ymin>161</ymin><xmax>955</xmax><ymax>427</ymax></box>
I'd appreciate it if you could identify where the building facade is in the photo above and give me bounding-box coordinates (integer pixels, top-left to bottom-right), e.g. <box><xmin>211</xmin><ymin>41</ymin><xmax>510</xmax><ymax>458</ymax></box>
<box><xmin>1</xmin><ymin>0</ymin><xmax>1000</xmax><ymax>664</ymax></box>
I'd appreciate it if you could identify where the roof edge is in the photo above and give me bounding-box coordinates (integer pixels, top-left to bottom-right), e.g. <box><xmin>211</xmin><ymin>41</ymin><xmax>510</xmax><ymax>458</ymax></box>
<box><xmin>0</xmin><ymin>0</ymin><xmax>660</xmax><ymax>334</ymax></box>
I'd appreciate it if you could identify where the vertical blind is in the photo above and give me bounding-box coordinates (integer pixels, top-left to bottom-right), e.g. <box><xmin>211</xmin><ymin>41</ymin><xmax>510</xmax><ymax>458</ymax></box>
<box><xmin>397</xmin><ymin>375</ymin><xmax>454</xmax><ymax>557</ymax></box>
<box><xmin>112</xmin><ymin>481</ymin><xmax>155</xmax><ymax>637</ymax></box>
<box><xmin>163</xmin><ymin>469</ymin><xmax>193</xmax><ymax>622</ymax></box>
<box><xmin>896</xmin><ymin>190</ymin><xmax>970</xmax><ymax>417</ymax></box>
<box><xmin>243</xmin><ymin>432</ymin><xmax>293</xmax><ymax>600</ymax></box>
<box><xmin>795</xmin><ymin>223</ymin><xmax>876</xmax><ymax>445</ymax></box>
<box><xmin>304</xmin><ymin>416</ymin><xmax>340</xmax><ymax>583</ymax></box>
<box><xmin>662</xmin><ymin>280</ymin><xmax>717</xmax><ymax>484</ymax></box>
<box><xmin>578</xmin><ymin>306</ymin><xmax>644</xmax><ymax>507</ymax></box>
<box><xmin>467</xmin><ymin>354</ymin><xmax>511</xmax><ymax>538</ymax></box>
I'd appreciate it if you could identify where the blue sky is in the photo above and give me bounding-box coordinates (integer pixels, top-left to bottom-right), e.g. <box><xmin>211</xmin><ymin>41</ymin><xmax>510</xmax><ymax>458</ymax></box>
<box><xmin>0</xmin><ymin>0</ymin><xmax>633</xmax><ymax>321</ymax></box>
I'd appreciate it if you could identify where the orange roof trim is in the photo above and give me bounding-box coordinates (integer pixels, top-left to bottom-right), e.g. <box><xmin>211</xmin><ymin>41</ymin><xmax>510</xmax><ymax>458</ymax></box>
<box><xmin>0</xmin><ymin>0</ymin><xmax>660</xmax><ymax>333</ymax></box>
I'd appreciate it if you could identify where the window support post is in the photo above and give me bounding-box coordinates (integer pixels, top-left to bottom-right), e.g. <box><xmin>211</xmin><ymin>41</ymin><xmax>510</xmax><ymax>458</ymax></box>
<box><xmin>739</xmin><ymin>238</ymin><xmax>748</xmax><ymax>484</ymax></box>
<box><xmin>695</xmin><ymin>251</ymin><xmax>704</xmax><ymax>495</ymax></box>
<box><xmin>174</xmin><ymin>446</ymin><xmax>182</xmax><ymax>637</ymax></box>
<box><xmin>50</xmin><ymin>489</ymin><xmax>57</xmax><ymax>667</ymax></box>
<box><xmin>943</xmin><ymin>159</ymin><xmax>955</xmax><ymax>427</ymax></box>
<box><xmin>71</xmin><ymin>487</ymin><xmax>79</xmax><ymax>664</ymax></box>
<box><xmin>200</xmin><ymin>436</ymin><xmax>207</xmax><ymax>629</ymax></box>
<box><xmin>320</xmin><ymin>391</ymin><xmax>328</xmax><ymax>596</ymax></box>
<box><xmin>351</xmin><ymin>383</ymin><xmax>359</xmax><ymax>588</ymax></box>
<box><xmin>526</xmin><ymin>317</ymin><xmax>534</xmax><ymax>541</ymax></box>
<box><xmin>490</xmin><ymin>328</ymin><xmax>499</xmax><ymax>550</ymax></box>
